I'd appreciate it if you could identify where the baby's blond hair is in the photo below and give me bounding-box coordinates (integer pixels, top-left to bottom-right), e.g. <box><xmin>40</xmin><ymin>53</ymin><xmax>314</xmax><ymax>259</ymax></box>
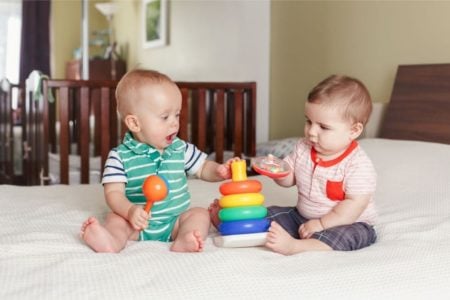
<box><xmin>115</xmin><ymin>69</ymin><xmax>175</xmax><ymax>119</ymax></box>
<box><xmin>307</xmin><ymin>75</ymin><xmax>372</xmax><ymax>125</ymax></box>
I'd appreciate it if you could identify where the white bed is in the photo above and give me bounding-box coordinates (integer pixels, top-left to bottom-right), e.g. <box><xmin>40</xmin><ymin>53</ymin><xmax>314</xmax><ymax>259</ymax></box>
<box><xmin>1</xmin><ymin>138</ymin><xmax>449</xmax><ymax>299</ymax></box>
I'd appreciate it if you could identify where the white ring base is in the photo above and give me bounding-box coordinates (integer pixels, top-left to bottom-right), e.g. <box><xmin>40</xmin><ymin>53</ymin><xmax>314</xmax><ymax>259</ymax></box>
<box><xmin>213</xmin><ymin>232</ymin><xmax>267</xmax><ymax>248</ymax></box>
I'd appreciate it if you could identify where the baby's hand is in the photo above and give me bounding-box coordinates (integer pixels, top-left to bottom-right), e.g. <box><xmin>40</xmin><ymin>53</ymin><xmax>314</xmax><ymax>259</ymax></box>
<box><xmin>298</xmin><ymin>219</ymin><xmax>323</xmax><ymax>239</ymax></box>
<box><xmin>216</xmin><ymin>157</ymin><xmax>241</xmax><ymax>179</ymax></box>
<box><xmin>127</xmin><ymin>205</ymin><xmax>149</xmax><ymax>230</ymax></box>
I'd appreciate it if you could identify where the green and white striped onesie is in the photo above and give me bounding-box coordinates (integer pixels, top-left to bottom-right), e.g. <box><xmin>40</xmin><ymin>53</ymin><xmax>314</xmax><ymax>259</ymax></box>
<box><xmin>102</xmin><ymin>132</ymin><xmax>207</xmax><ymax>242</ymax></box>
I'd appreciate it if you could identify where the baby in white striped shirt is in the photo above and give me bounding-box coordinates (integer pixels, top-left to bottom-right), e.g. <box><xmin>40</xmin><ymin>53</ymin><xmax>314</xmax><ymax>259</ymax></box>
<box><xmin>265</xmin><ymin>75</ymin><xmax>378</xmax><ymax>255</ymax></box>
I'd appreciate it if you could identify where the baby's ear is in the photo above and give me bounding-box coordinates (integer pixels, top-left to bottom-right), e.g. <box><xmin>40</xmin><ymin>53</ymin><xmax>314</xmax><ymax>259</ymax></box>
<box><xmin>350</xmin><ymin>122</ymin><xmax>364</xmax><ymax>139</ymax></box>
<box><xmin>124</xmin><ymin>114</ymin><xmax>140</xmax><ymax>132</ymax></box>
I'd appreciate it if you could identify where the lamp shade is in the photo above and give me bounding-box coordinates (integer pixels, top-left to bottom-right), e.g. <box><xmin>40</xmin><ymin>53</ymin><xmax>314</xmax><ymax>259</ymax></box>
<box><xmin>95</xmin><ymin>2</ymin><xmax>116</xmax><ymax>18</ymax></box>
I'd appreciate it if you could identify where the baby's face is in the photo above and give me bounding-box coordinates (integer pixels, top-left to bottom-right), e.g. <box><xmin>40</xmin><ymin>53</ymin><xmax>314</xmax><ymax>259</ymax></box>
<box><xmin>304</xmin><ymin>102</ymin><xmax>357</xmax><ymax>159</ymax></box>
<box><xmin>133</xmin><ymin>82</ymin><xmax>182</xmax><ymax>151</ymax></box>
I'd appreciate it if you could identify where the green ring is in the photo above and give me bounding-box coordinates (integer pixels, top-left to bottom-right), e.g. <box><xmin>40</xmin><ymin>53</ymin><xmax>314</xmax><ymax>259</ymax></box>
<box><xmin>219</xmin><ymin>206</ymin><xmax>268</xmax><ymax>221</ymax></box>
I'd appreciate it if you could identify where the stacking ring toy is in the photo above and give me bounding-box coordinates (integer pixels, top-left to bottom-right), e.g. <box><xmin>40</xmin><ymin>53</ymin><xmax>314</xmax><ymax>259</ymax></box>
<box><xmin>219</xmin><ymin>218</ymin><xmax>270</xmax><ymax>235</ymax></box>
<box><xmin>231</xmin><ymin>160</ymin><xmax>248</xmax><ymax>181</ymax></box>
<box><xmin>213</xmin><ymin>232</ymin><xmax>268</xmax><ymax>248</ymax></box>
<box><xmin>219</xmin><ymin>180</ymin><xmax>262</xmax><ymax>195</ymax></box>
<box><xmin>219</xmin><ymin>193</ymin><xmax>264</xmax><ymax>208</ymax></box>
<box><xmin>219</xmin><ymin>206</ymin><xmax>267</xmax><ymax>221</ymax></box>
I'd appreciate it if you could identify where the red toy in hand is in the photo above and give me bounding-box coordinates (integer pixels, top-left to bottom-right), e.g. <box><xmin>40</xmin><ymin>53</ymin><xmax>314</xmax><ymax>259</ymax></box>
<box><xmin>252</xmin><ymin>155</ymin><xmax>290</xmax><ymax>178</ymax></box>
<box><xmin>142</xmin><ymin>175</ymin><xmax>168</xmax><ymax>213</ymax></box>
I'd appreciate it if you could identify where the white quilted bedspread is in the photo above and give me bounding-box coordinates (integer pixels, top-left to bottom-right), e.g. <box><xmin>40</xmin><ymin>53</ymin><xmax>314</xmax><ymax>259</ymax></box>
<box><xmin>1</xmin><ymin>138</ymin><xmax>450</xmax><ymax>299</ymax></box>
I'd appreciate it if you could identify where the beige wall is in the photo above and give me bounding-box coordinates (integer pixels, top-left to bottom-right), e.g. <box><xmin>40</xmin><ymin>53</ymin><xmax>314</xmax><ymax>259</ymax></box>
<box><xmin>270</xmin><ymin>1</ymin><xmax>450</xmax><ymax>139</ymax></box>
<box><xmin>112</xmin><ymin>0</ymin><xmax>140</xmax><ymax>68</ymax></box>
<box><xmin>113</xmin><ymin>0</ymin><xmax>270</xmax><ymax>143</ymax></box>
<box><xmin>51</xmin><ymin>0</ymin><xmax>107</xmax><ymax>79</ymax></box>
<box><xmin>52</xmin><ymin>1</ymin><xmax>450</xmax><ymax>141</ymax></box>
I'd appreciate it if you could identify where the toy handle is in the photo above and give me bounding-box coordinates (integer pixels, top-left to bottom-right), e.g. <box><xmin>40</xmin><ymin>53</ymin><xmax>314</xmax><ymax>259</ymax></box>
<box><xmin>144</xmin><ymin>201</ymin><xmax>154</xmax><ymax>213</ymax></box>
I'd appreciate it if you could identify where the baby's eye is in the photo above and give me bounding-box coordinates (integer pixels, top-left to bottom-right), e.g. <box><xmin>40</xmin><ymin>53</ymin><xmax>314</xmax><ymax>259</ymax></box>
<box><xmin>162</xmin><ymin>115</ymin><xmax>169</xmax><ymax>120</ymax></box>
<box><xmin>320</xmin><ymin>125</ymin><xmax>330</xmax><ymax>130</ymax></box>
<box><xmin>175</xmin><ymin>113</ymin><xmax>180</xmax><ymax>118</ymax></box>
<box><xmin>305</xmin><ymin>119</ymin><xmax>312</xmax><ymax>125</ymax></box>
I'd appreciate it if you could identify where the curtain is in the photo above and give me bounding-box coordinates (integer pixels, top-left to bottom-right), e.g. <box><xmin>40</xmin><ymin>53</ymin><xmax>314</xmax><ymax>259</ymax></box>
<box><xmin>19</xmin><ymin>0</ymin><xmax>51</xmax><ymax>83</ymax></box>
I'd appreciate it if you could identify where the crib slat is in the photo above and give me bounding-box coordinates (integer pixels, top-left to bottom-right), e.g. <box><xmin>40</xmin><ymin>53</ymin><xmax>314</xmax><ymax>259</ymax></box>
<box><xmin>109</xmin><ymin>90</ymin><xmax>118</xmax><ymax>149</ymax></box>
<box><xmin>196</xmin><ymin>89</ymin><xmax>207</xmax><ymax>151</ymax></box>
<box><xmin>79</xmin><ymin>86</ymin><xmax>90</xmax><ymax>184</ymax></box>
<box><xmin>179</xmin><ymin>88</ymin><xmax>189</xmax><ymax>141</ymax></box>
<box><xmin>23</xmin><ymin>88</ymin><xmax>31</xmax><ymax>183</ymax></box>
<box><xmin>100</xmin><ymin>87</ymin><xmax>111</xmax><ymax>175</ymax></box>
<box><xmin>38</xmin><ymin>81</ymin><xmax>49</xmax><ymax>185</ymax></box>
<box><xmin>248</xmin><ymin>82</ymin><xmax>257</xmax><ymax>156</ymax></box>
<box><xmin>59</xmin><ymin>87</ymin><xmax>70</xmax><ymax>184</ymax></box>
<box><xmin>92</xmin><ymin>88</ymin><xmax>101</xmax><ymax>156</ymax></box>
<box><xmin>233</xmin><ymin>89</ymin><xmax>243</xmax><ymax>157</ymax></box>
<box><xmin>0</xmin><ymin>82</ymin><xmax>14</xmax><ymax>183</ymax></box>
<box><xmin>215</xmin><ymin>90</ymin><xmax>225</xmax><ymax>163</ymax></box>
<box><xmin>48</xmin><ymin>95</ymin><xmax>57</xmax><ymax>154</ymax></box>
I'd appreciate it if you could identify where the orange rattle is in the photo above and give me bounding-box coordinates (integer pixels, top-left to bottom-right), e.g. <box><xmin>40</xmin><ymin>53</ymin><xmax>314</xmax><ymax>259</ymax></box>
<box><xmin>142</xmin><ymin>175</ymin><xmax>168</xmax><ymax>213</ymax></box>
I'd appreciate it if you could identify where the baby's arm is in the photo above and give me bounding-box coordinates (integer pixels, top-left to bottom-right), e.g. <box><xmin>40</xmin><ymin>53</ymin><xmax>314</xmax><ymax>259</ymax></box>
<box><xmin>321</xmin><ymin>194</ymin><xmax>371</xmax><ymax>228</ymax></box>
<box><xmin>196</xmin><ymin>157</ymin><xmax>240</xmax><ymax>182</ymax></box>
<box><xmin>299</xmin><ymin>194</ymin><xmax>371</xmax><ymax>238</ymax></box>
<box><xmin>104</xmin><ymin>182</ymin><xmax>149</xmax><ymax>230</ymax></box>
<box><xmin>274</xmin><ymin>170</ymin><xmax>295</xmax><ymax>187</ymax></box>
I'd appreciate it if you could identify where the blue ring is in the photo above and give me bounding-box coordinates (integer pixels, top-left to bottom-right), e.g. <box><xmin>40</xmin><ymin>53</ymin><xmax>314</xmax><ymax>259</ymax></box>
<box><xmin>219</xmin><ymin>218</ymin><xmax>270</xmax><ymax>235</ymax></box>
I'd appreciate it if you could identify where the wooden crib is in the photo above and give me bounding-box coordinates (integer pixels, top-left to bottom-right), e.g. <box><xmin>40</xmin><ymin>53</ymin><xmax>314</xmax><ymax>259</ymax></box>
<box><xmin>7</xmin><ymin>75</ymin><xmax>256</xmax><ymax>185</ymax></box>
<box><xmin>23</xmin><ymin>78</ymin><xmax>120</xmax><ymax>185</ymax></box>
<box><xmin>0</xmin><ymin>79</ymin><xmax>24</xmax><ymax>184</ymax></box>
<box><xmin>176</xmin><ymin>81</ymin><xmax>256</xmax><ymax>163</ymax></box>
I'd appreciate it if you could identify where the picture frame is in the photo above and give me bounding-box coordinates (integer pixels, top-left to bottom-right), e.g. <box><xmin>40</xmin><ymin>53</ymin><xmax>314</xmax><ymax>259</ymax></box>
<box><xmin>142</xmin><ymin>0</ymin><xmax>168</xmax><ymax>49</ymax></box>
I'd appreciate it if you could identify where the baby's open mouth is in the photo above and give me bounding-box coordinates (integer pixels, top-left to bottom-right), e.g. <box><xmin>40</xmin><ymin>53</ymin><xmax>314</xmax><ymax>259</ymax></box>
<box><xmin>166</xmin><ymin>133</ymin><xmax>177</xmax><ymax>143</ymax></box>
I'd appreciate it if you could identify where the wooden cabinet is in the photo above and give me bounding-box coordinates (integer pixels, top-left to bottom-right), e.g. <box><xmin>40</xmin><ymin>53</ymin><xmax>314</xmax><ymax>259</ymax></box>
<box><xmin>65</xmin><ymin>59</ymin><xmax>126</xmax><ymax>80</ymax></box>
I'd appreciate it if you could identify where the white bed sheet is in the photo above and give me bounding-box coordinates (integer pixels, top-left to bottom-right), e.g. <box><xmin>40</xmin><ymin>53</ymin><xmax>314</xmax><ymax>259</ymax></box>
<box><xmin>1</xmin><ymin>138</ymin><xmax>449</xmax><ymax>299</ymax></box>
<box><xmin>48</xmin><ymin>152</ymin><xmax>101</xmax><ymax>184</ymax></box>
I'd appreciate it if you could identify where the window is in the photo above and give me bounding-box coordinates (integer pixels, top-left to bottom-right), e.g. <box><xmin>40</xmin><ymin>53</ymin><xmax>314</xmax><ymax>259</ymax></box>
<box><xmin>0</xmin><ymin>0</ymin><xmax>22</xmax><ymax>108</ymax></box>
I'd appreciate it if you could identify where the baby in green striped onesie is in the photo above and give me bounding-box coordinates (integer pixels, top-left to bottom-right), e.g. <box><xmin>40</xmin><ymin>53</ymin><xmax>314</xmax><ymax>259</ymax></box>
<box><xmin>81</xmin><ymin>69</ymin><xmax>236</xmax><ymax>253</ymax></box>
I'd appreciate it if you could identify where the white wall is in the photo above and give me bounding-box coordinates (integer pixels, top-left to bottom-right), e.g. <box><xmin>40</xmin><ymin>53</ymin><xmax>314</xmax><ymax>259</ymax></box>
<box><xmin>117</xmin><ymin>0</ymin><xmax>270</xmax><ymax>143</ymax></box>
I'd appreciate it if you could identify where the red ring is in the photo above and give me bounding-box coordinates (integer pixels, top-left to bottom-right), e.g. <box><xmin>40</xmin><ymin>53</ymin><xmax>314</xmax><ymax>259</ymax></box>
<box><xmin>219</xmin><ymin>180</ymin><xmax>262</xmax><ymax>195</ymax></box>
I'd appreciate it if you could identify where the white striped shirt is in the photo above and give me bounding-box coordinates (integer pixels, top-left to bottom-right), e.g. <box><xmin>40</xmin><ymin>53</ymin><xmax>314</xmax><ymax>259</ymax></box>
<box><xmin>285</xmin><ymin>139</ymin><xmax>377</xmax><ymax>225</ymax></box>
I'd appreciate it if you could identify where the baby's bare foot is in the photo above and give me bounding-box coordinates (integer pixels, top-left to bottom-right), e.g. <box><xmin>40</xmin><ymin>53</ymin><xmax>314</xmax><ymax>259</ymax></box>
<box><xmin>208</xmin><ymin>199</ymin><xmax>221</xmax><ymax>228</ymax></box>
<box><xmin>80</xmin><ymin>217</ymin><xmax>95</xmax><ymax>237</ymax></box>
<box><xmin>170</xmin><ymin>230</ymin><xmax>204</xmax><ymax>252</ymax></box>
<box><xmin>80</xmin><ymin>217</ymin><xmax>118</xmax><ymax>253</ymax></box>
<box><xmin>265</xmin><ymin>221</ymin><xmax>297</xmax><ymax>255</ymax></box>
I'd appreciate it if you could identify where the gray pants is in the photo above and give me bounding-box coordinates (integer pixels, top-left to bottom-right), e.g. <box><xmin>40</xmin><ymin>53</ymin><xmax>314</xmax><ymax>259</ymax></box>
<box><xmin>267</xmin><ymin>206</ymin><xmax>377</xmax><ymax>251</ymax></box>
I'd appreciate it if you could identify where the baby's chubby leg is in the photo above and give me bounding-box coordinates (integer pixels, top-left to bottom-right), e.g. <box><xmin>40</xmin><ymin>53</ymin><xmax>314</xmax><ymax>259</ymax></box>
<box><xmin>170</xmin><ymin>207</ymin><xmax>210</xmax><ymax>252</ymax></box>
<box><xmin>80</xmin><ymin>212</ymin><xmax>137</xmax><ymax>253</ymax></box>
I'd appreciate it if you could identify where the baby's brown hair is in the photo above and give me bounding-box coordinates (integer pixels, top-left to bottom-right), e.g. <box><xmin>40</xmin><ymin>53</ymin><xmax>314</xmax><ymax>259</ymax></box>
<box><xmin>307</xmin><ymin>75</ymin><xmax>372</xmax><ymax>125</ymax></box>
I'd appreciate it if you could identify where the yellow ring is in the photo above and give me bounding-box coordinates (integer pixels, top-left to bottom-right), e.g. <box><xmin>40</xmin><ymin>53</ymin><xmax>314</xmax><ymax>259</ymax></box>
<box><xmin>219</xmin><ymin>193</ymin><xmax>264</xmax><ymax>208</ymax></box>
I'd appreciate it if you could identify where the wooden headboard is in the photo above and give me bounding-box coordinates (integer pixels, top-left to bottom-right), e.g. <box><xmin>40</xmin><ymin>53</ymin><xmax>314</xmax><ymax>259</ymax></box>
<box><xmin>379</xmin><ymin>63</ymin><xmax>450</xmax><ymax>144</ymax></box>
